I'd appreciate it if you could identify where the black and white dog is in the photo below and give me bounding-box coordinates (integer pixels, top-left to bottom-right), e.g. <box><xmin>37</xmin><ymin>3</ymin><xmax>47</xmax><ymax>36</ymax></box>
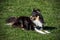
<box><xmin>5</xmin><ymin>8</ymin><xmax>50</xmax><ymax>34</ymax></box>
<box><xmin>5</xmin><ymin>16</ymin><xmax>50</xmax><ymax>34</ymax></box>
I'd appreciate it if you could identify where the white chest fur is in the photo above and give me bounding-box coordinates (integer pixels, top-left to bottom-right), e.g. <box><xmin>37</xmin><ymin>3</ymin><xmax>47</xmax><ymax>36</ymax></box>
<box><xmin>33</xmin><ymin>20</ymin><xmax>43</xmax><ymax>27</ymax></box>
<box><xmin>32</xmin><ymin>16</ymin><xmax>43</xmax><ymax>27</ymax></box>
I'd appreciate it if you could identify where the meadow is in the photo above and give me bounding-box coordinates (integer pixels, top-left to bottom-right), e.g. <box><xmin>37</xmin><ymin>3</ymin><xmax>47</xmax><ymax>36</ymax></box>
<box><xmin>0</xmin><ymin>0</ymin><xmax>60</xmax><ymax>40</ymax></box>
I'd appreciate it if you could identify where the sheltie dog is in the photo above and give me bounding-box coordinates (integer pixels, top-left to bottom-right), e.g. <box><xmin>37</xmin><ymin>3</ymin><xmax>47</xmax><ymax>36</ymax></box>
<box><xmin>5</xmin><ymin>8</ymin><xmax>50</xmax><ymax>34</ymax></box>
<box><xmin>5</xmin><ymin>16</ymin><xmax>50</xmax><ymax>34</ymax></box>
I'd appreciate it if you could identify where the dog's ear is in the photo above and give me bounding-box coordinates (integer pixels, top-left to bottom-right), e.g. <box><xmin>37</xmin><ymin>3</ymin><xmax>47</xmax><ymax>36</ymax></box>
<box><xmin>30</xmin><ymin>16</ymin><xmax>34</xmax><ymax>20</ymax></box>
<box><xmin>30</xmin><ymin>16</ymin><xmax>32</xmax><ymax>19</ymax></box>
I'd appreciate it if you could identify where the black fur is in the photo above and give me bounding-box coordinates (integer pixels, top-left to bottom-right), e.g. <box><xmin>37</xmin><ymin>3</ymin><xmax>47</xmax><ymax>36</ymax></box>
<box><xmin>6</xmin><ymin>16</ymin><xmax>35</xmax><ymax>30</ymax></box>
<box><xmin>6</xmin><ymin>16</ymin><xmax>17</xmax><ymax>23</ymax></box>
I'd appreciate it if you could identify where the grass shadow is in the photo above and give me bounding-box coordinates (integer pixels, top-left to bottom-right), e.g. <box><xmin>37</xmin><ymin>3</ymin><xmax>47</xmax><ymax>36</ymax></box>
<box><xmin>43</xmin><ymin>26</ymin><xmax>57</xmax><ymax>30</ymax></box>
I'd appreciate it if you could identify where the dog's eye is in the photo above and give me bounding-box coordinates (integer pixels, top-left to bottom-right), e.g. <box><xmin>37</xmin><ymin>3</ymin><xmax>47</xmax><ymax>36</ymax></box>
<box><xmin>33</xmin><ymin>18</ymin><xmax>36</xmax><ymax>20</ymax></box>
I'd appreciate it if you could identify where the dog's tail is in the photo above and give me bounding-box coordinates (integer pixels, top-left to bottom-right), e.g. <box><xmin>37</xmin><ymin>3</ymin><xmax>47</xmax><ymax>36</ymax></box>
<box><xmin>5</xmin><ymin>23</ymin><xmax>13</xmax><ymax>26</ymax></box>
<box><xmin>34</xmin><ymin>28</ymin><xmax>46</xmax><ymax>34</ymax></box>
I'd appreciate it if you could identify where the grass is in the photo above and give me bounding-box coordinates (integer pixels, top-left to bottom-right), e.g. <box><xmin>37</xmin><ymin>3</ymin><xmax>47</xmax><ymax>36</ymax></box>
<box><xmin>0</xmin><ymin>0</ymin><xmax>60</xmax><ymax>40</ymax></box>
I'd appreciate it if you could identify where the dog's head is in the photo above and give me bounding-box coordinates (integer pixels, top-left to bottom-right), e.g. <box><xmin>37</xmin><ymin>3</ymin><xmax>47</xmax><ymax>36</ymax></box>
<box><xmin>32</xmin><ymin>8</ymin><xmax>41</xmax><ymax>16</ymax></box>
<box><xmin>31</xmin><ymin>8</ymin><xmax>40</xmax><ymax>20</ymax></box>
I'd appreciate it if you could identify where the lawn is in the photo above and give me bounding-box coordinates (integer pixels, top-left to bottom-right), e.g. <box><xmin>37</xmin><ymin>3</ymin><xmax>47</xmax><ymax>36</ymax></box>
<box><xmin>0</xmin><ymin>0</ymin><xmax>60</xmax><ymax>40</ymax></box>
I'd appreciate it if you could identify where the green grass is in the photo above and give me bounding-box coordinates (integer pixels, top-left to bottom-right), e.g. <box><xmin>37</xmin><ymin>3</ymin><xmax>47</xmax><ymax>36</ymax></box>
<box><xmin>0</xmin><ymin>0</ymin><xmax>60</xmax><ymax>40</ymax></box>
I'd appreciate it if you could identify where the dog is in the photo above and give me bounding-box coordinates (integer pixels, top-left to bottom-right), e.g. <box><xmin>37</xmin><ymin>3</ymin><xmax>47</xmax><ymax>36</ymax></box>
<box><xmin>5</xmin><ymin>8</ymin><xmax>50</xmax><ymax>34</ymax></box>
<box><xmin>5</xmin><ymin>16</ymin><xmax>50</xmax><ymax>34</ymax></box>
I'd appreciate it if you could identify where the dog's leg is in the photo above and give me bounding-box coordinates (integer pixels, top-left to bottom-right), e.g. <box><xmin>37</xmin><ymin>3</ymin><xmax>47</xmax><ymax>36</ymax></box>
<box><xmin>34</xmin><ymin>28</ymin><xmax>46</xmax><ymax>34</ymax></box>
<box><xmin>23</xmin><ymin>20</ymin><xmax>30</xmax><ymax>30</ymax></box>
<box><xmin>44</xmin><ymin>30</ymin><xmax>50</xmax><ymax>33</ymax></box>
